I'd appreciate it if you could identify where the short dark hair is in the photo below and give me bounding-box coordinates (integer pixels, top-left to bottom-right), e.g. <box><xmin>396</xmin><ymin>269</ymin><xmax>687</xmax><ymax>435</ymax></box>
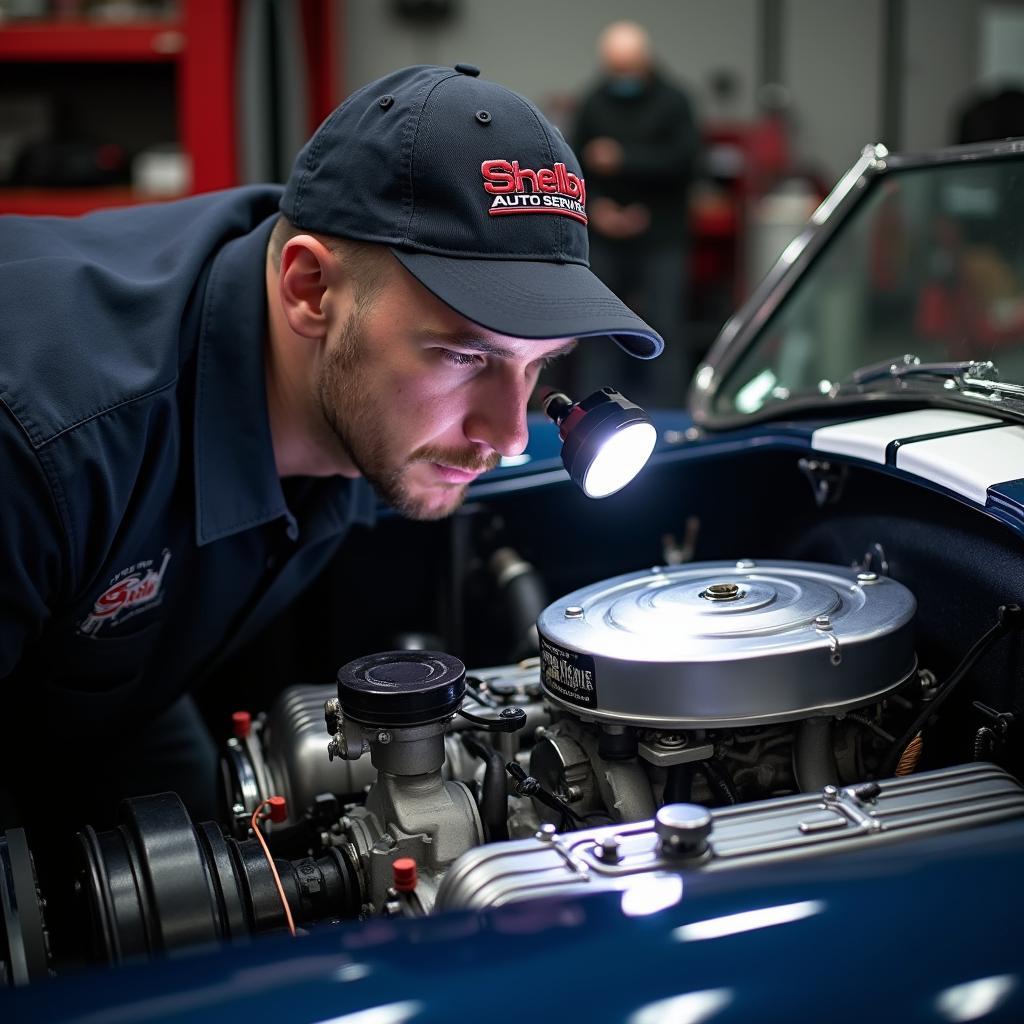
<box><xmin>268</xmin><ymin>215</ymin><xmax>389</xmax><ymax>313</ymax></box>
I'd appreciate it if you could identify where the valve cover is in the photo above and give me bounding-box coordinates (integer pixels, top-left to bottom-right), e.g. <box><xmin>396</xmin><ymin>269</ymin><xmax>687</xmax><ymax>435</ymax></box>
<box><xmin>536</xmin><ymin>560</ymin><xmax>917</xmax><ymax>728</ymax></box>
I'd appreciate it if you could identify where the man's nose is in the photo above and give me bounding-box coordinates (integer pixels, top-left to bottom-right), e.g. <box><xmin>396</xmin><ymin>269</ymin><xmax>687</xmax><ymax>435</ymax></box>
<box><xmin>463</xmin><ymin>371</ymin><xmax>532</xmax><ymax>457</ymax></box>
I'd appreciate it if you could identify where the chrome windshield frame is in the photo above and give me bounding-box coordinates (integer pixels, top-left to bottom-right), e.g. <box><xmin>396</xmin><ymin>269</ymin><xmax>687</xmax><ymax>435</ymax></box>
<box><xmin>689</xmin><ymin>137</ymin><xmax>1024</xmax><ymax>431</ymax></box>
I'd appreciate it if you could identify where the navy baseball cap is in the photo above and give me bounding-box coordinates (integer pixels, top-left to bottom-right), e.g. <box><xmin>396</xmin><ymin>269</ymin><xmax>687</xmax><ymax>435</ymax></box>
<box><xmin>280</xmin><ymin>64</ymin><xmax>663</xmax><ymax>359</ymax></box>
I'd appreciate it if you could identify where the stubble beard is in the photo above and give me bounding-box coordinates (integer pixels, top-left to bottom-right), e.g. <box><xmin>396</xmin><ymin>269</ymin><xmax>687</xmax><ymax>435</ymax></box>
<box><xmin>317</xmin><ymin>311</ymin><xmax>499</xmax><ymax>521</ymax></box>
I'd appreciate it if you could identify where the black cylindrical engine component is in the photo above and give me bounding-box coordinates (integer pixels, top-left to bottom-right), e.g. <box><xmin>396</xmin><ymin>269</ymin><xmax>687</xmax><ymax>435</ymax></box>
<box><xmin>0</xmin><ymin>828</ymin><xmax>50</xmax><ymax>986</ymax></box>
<box><xmin>76</xmin><ymin>792</ymin><xmax>361</xmax><ymax>964</ymax></box>
<box><xmin>598</xmin><ymin>727</ymin><xmax>638</xmax><ymax>761</ymax></box>
<box><xmin>460</xmin><ymin>733</ymin><xmax>509</xmax><ymax>841</ymax></box>
<box><xmin>793</xmin><ymin>717</ymin><xmax>840</xmax><ymax>791</ymax></box>
<box><xmin>488</xmin><ymin>547</ymin><xmax>547</xmax><ymax>662</ymax></box>
<box><xmin>337</xmin><ymin>650</ymin><xmax>466</xmax><ymax>727</ymax></box>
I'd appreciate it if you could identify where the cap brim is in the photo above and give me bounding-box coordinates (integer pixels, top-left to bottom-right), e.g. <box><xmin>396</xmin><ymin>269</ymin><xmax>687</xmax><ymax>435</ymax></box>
<box><xmin>391</xmin><ymin>250</ymin><xmax>664</xmax><ymax>359</ymax></box>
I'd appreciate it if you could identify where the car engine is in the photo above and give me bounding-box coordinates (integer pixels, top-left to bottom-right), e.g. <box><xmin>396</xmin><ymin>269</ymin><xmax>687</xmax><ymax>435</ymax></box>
<box><xmin>4</xmin><ymin>558</ymin><xmax>1024</xmax><ymax>984</ymax></box>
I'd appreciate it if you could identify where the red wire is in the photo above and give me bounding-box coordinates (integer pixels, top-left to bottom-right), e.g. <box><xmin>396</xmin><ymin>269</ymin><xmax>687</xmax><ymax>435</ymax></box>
<box><xmin>251</xmin><ymin>801</ymin><xmax>297</xmax><ymax>937</ymax></box>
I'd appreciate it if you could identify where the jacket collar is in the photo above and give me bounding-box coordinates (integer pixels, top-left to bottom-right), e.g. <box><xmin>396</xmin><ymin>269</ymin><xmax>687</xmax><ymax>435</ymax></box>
<box><xmin>192</xmin><ymin>215</ymin><xmax>375</xmax><ymax>546</ymax></box>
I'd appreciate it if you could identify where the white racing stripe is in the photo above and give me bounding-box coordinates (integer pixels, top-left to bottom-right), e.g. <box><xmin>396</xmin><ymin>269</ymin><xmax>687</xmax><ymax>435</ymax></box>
<box><xmin>811</xmin><ymin>409</ymin><xmax>999</xmax><ymax>464</ymax></box>
<box><xmin>895</xmin><ymin>426</ymin><xmax>1024</xmax><ymax>504</ymax></box>
<box><xmin>810</xmin><ymin>410</ymin><xmax>1023</xmax><ymax>504</ymax></box>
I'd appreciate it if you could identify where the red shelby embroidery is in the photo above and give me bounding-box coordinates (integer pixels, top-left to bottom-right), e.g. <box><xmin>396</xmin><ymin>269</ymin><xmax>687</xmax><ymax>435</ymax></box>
<box><xmin>481</xmin><ymin>159</ymin><xmax>588</xmax><ymax>224</ymax></box>
<box><xmin>79</xmin><ymin>550</ymin><xmax>171</xmax><ymax>635</ymax></box>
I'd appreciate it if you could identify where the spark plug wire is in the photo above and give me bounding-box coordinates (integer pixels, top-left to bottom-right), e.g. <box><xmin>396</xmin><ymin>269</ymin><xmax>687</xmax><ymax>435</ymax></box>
<box><xmin>250</xmin><ymin>797</ymin><xmax>296</xmax><ymax>937</ymax></box>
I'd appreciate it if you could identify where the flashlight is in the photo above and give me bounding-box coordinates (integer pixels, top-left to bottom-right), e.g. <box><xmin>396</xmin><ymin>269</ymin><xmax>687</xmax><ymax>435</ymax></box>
<box><xmin>542</xmin><ymin>387</ymin><xmax>657</xmax><ymax>498</ymax></box>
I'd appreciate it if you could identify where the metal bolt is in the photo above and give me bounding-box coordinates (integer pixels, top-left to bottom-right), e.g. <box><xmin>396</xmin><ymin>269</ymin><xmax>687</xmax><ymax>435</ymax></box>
<box><xmin>735</xmin><ymin>559</ymin><xmax>757</xmax><ymax>569</ymax></box>
<box><xmin>565</xmin><ymin>606</ymin><xmax>584</xmax><ymax>619</ymax></box>
<box><xmin>856</xmin><ymin>571</ymin><xmax>878</xmax><ymax>584</ymax></box>
<box><xmin>822</xmin><ymin>784</ymin><xmax>840</xmax><ymax>802</ymax></box>
<box><xmin>564</xmin><ymin>785</ymin><xmax>583</xmax><ymax>802</ymax></box>
<box><xmin>536</xmin><ymin>823</ymin><xmax>557</xmax><ymax>842</ymax></box>
<box><xmin>376</xmin><ymin>730</ymin><xmax>392</xmax><ymax>745</ymax></box>
<box><xmin>598</xmin><ymin>836</ymin><xmax>622</xmax><ymax>863</ymax></box>
<box><xmin>815</xmin><ymin>614</ymin><xmax>833</xmax><ymax>629</ymax></box>
<box><xmin>702</xmin><ymin>583</ymin><xmax>741</xmax><ymax>601</ymax></box>
<box><xmin>659</xmin><ymin>733</ymin><xmax>687</xmax><ymax>748</ymax></box>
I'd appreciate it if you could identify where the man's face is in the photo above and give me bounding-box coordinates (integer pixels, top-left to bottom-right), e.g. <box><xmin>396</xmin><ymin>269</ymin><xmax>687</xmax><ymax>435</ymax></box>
<box><xmin>316</xmin><ymin>258</ymin><xmax>576</xmax><ymax>520</ymax></box>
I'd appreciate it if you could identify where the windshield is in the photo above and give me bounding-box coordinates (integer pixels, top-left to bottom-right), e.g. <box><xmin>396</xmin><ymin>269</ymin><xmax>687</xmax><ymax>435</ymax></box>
<box><xmin>714</xmin><ymin>156</ymin><xmax>1024</xmax><ymax>417</ymax></box>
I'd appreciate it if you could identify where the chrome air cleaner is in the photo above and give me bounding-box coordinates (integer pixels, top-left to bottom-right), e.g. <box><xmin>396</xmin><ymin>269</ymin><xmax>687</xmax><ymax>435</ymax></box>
<box><xmin>536</xmin><ymin>561</ymin><xmax>917</xmax><ymax>728</ymax></box>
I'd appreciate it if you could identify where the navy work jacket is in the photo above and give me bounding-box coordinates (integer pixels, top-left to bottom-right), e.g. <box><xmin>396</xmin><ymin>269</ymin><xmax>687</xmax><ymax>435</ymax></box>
<box><xmin>0</xmin><ymin>187</ymin><xmax>375</xmax><ymax>734</ymax></box>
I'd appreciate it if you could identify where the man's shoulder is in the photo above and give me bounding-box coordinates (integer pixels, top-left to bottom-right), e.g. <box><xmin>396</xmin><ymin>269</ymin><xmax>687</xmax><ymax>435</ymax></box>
<box><xmin>0</xmin><ymin>186</ymin><xmax>283</xmax><ymax>449</ymax></box>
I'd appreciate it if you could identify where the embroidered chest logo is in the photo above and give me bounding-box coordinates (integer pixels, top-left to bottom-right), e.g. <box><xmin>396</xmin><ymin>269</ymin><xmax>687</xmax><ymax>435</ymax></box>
<box><xmin>78</xmin><ymin>550</ymin><xmax>172</xmax><ymax>636</ymax></box>
<box><xmin>481</xmin><ymin>159</ymin><xmax>588</xmax><ymax>224</ymax></box>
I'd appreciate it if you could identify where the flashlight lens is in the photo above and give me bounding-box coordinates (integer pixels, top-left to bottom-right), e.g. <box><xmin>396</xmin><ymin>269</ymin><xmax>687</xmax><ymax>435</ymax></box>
<box><xmin>582</xmin><ymin>421</ymin><xmax>658</xmax><ymax>498</ymax></box>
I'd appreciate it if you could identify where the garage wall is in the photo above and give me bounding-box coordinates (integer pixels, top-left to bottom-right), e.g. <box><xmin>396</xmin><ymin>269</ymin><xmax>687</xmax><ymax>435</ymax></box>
<box><xmin>782</xmin><ymin>0</ymin><xmax>883</xmax><ymax>181</ymax></box>
<box><xmin>343</xmin><ymin>0</ymin><xmax>762</xmax><ymax>122</ymax></box>
<box><xmin>902</xmin><ymin>0</ymin><xmax>980</xmax><ymax>154</ymax></box>
<box><xmin>340</xmin><ymin>0</ymin><xmax>1019</xmax><ymax>189</ymax></box>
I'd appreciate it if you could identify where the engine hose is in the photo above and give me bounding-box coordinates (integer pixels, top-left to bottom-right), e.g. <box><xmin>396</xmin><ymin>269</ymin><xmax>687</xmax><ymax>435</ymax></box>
<box><xmin>664</xmin><ymin>764</ymin><xmax>694</xmax><ymax>804</ymax></box>
<box><xmin>460</xmin><ymin>734</ymin><xmax>510</xmax><ymax>841</ymax></box>
<box><xmin>880</xmin><ymin>603</ymin><xmax>1024</xmax><ymax>778</ymax></box>
<box><xmin>489</xmin><ymin>548</ymin><xmax>547</xmax><ymax>662</ymax></box>
<box><xmin>700</xmin><ymin>760</ymin><xmax>739</xmax><ymax>805</ymax></box>
<box><xmin>793</xmin><ymin>717</ymin><xmax>840</xmax><ymax>791</ymax></box>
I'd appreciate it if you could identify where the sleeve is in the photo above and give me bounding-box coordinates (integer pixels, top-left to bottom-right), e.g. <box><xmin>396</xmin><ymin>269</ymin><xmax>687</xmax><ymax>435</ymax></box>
<box><xmin>619</xmin><ymin>88</ymin><xmax>699</xmax><ymax>186</ymax></box>
<box><xmin>0</xmin><ymin>402</ymin><xmax>69</xmax><ymax>680</ymax></box>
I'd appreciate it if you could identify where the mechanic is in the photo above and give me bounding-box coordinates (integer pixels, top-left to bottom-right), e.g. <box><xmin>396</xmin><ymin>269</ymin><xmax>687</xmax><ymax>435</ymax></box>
<box><xmin>0</xmin><ymin>65</ymin><xmax>662</xmax><ymax>832</ymax></box>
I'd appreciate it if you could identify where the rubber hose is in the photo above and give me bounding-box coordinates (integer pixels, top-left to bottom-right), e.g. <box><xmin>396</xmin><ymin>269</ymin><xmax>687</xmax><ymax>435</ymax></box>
<box><xmin>461</xmin><ymin>734</ymin><xmax>510</xmax><ymax>841</ymax></box>
<box><xmin>794</xmin><ymin>717</ymin><xmax>840</xmax><ymax>791</ymax></box>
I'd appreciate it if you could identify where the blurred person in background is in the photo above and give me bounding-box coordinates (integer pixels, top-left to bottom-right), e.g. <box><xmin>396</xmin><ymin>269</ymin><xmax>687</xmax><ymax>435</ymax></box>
<box><xmin>572</xmin><ymin>21</ymin><xmax>699</xmax><ymax>406</ymax></box>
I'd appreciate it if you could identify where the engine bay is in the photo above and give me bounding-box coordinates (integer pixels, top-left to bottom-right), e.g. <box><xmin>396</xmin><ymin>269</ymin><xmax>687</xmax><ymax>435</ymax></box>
<box><xmin>5</xmin><ymin>503</ymin><xmax>1024</xmax><ymax>983</ymax></box>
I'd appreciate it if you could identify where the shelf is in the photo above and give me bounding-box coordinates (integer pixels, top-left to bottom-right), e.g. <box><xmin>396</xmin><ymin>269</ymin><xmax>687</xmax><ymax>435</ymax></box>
<box><xmin>0</xmin><ymin>187</ymin><xmax>184</xmax><ymax>216</ymax></box>
<box><xmin>0</xmin><ymin>20</ymin><xmax>184</xmax><ymax>62</ymax></box>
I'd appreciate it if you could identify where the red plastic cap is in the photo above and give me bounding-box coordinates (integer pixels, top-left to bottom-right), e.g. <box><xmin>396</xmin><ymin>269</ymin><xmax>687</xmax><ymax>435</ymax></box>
<box><xmin>231</xmin><ymin>710</ymin><xmax>252</xmax><ymax>738</ymax></box>
<box><xmin>266</xmin><ymin>796</ymin><xmax>288</xmax><ymax>823</ymax></box>
<box><xmin>392</xmin><ymin>857</ymin><xmax>418</xmax><ymax>893</ymax></box>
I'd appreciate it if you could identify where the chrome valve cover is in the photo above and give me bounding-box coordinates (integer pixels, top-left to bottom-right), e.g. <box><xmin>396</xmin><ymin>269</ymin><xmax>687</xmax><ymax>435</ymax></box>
<box><xmin>537</xmin><ymin>560</ymin><xmax>917</xmax><ymax>728</ymax></box>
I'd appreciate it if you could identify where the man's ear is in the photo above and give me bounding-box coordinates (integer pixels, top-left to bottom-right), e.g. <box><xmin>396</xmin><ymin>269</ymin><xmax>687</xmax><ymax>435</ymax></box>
<box><xmin>277</xmin><ymin>235</ymin><xmax>344</xmax><ymax>339</ymax></box>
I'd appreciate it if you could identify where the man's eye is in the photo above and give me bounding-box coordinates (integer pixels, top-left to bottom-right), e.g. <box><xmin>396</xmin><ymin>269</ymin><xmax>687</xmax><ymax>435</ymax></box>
<box><xmin>439</xmin><ymin>349</ymin><xmax>482</xmax><ymax>367</ymax></box>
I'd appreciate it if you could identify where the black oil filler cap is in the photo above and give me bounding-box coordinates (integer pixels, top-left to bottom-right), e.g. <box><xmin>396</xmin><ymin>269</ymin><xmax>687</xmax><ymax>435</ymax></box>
<box><xmin>337</xmin><ymin>651</ymin><xmax>466</xmax><ymax>727</ymax></box>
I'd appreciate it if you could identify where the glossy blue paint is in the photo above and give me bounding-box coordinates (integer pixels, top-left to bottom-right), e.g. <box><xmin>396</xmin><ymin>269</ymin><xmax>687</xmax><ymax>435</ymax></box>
<box><xmin>471</xmin><ymin>411</ymin><xmax>1024</xmax><ymax>542</ymax></box>
<box><xmin>7</xmin><ymin>820</ymin><xmax>1023</xmax><ymax>1022</ymax></box>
